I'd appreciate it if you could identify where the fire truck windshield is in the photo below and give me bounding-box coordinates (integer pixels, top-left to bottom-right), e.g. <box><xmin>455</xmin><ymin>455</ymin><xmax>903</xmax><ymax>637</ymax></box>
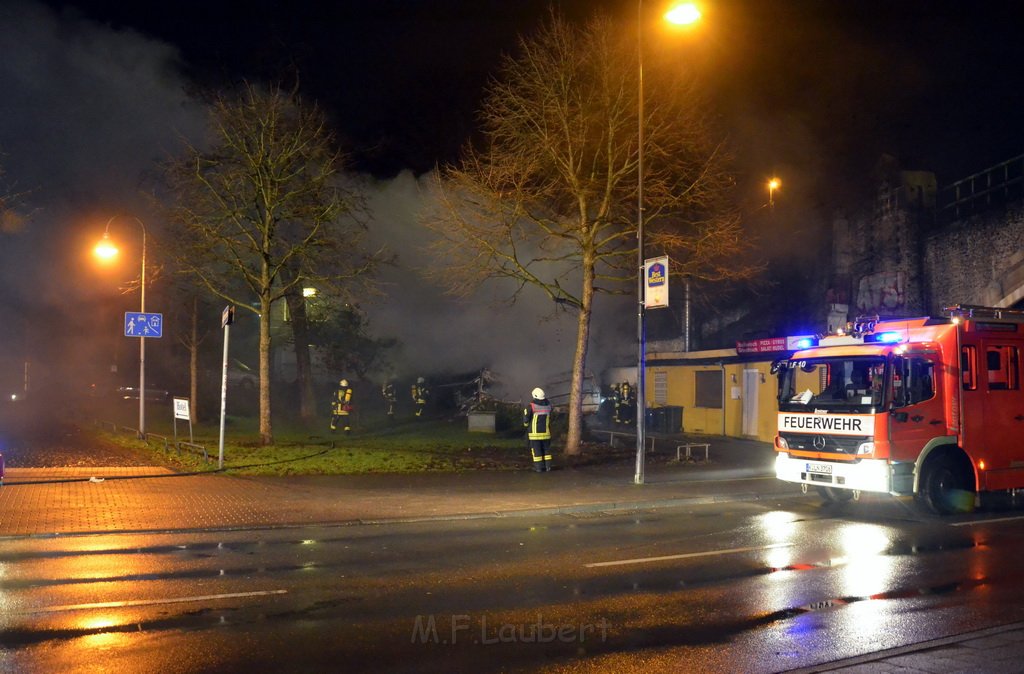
<box><xmin>776</xmin><ymin>356</ymin><xmax>886</xmax><ymax>412</ymax></box>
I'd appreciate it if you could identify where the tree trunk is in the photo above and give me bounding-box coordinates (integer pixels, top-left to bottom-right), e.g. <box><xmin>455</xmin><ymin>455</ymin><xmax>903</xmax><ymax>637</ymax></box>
<box><xmin>285</xmin><ymin>289</ymin><xmax>317</xmax><ymax>422</ymax></box>
<box><xmin>259</xmin><ymin>295</ymin><xmax>274</xmax><ymax>445</ymax></box>
<box><xmin>565</xmin><ymin>258</ymin><xmax>596</xmax><ymax>455</ymax></box>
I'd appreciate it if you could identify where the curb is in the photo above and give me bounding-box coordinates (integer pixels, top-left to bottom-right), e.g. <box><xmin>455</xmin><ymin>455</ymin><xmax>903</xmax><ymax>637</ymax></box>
<box><xmin>352</xmin><ymin>490</ymin><xmax>778</xmax><ymax>525</ymax></box>
<box><xmin>781</xmin><ymin>620</ymin><xmax>1024</xmax><ymax>673</ymax></box>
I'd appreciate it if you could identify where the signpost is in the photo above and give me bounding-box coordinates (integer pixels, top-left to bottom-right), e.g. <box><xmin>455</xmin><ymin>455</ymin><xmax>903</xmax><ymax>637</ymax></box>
<box><xmin>124</xmin><ymin>312</ymin><xmax>163</xmax><ymax>338</ymax></box>
<box><xmin>218</xmin><ymin>306</ymin><xmax>235</xmax><ymax>470</ymax></box>
<box><xmin>123</xmin><ymin>311</ymin><xmax>162</xmax><ymax>439</ymax></box>
<box><xmin>173</xmin><ymin>397</ymin><xmax>193</xmax><ymax>445</ymax></box>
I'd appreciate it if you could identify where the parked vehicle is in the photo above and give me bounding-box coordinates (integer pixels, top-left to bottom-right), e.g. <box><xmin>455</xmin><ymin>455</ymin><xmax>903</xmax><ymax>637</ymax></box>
<box><xmin>773</xmin><ymin>305</ymin><xmax>1024</xmax><ymax>514</ymax></box>
<box><xmin>116</xmin><ymin>385</ymin><xmax>170</xmax><ymax>403</ymax></box>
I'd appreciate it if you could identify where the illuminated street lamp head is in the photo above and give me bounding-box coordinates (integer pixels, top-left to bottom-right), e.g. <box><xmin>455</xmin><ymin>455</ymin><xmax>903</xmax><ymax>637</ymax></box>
<box><xmin>665</xmin><ymin>2</ymin><xmax>701</xmax><ymax>26</ymax></box>
<box><xmin>93</xmin><ymin>232</ymin><xmax>119</xmax><ymax>261</ymax></box>
<box><xmin>768</xmin><ymin>177</ymin><xmax>781</xmax><ymax>207</ymax></box>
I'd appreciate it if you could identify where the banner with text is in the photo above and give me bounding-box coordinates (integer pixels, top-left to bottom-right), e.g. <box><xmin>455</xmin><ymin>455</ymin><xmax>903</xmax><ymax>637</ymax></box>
<box><xmin>644</xmin><ymin>256</ymin><xmax>669</xmax><ymax>309</ymax></box>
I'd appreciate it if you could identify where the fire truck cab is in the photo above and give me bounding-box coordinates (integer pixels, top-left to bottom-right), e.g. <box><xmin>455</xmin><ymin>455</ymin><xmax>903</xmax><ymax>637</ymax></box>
<box><xmin>773</xmin><ymin>305</ymin><xmax>1024</xmax><ymax>514</ymax></box>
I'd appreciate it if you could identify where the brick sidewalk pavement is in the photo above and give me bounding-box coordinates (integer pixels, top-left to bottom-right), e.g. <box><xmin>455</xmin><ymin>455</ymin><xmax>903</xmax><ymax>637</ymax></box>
<box><xmin>0</xmin><ymin>463</ymin><xmax>794</xmax><ymax>537</ymax></box>
<box><xmin>0</xmin><ymin>468</ymin><xmax>302</xmax><ymax>535</ymax></box>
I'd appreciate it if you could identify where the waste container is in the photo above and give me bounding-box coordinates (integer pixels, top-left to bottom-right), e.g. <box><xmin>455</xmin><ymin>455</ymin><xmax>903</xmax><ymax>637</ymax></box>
<box><xmin>663</xmin><ymin>406</ymin><xmax>683</xmax><ymax>433</ymax></box>
<box><xmin>647</xmin><ymin>406</ymin><xmax>683</xmax><ymax>433</ymax></box>
<box><xmin>646</xmin><ymin>407</ymin><xmax>663</xmax><ymax>432</ymax></box>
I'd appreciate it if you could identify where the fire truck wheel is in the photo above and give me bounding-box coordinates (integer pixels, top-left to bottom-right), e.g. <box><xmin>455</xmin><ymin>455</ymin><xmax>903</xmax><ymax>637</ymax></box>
<box><xmin>919</xmin><ymin>456</ymin><xmax>974</xmax><ymax>515</ymax></box>
<box><xmin>816</xmin><ymin>486</ymin><xmax>853</xmax><ymax>503</ymax></box>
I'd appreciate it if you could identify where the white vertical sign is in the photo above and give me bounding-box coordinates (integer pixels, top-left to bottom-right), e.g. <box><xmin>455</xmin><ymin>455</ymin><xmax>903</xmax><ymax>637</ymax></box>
<box><xmin>644</xmin><ymin>256</ymin><xmax>669</xmax><ymax>309</ymax></box>
<box><xmin>173</xmin><ymin>397</ymin><xmax>190</xmax><ymax>421</ymax></box>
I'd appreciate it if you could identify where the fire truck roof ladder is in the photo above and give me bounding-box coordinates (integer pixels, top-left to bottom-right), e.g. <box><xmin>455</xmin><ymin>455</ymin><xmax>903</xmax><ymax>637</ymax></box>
<box><xmin>945</xmin><ymin>304</ymin><xmax>1024</xmax><ymax>324</ymax></box>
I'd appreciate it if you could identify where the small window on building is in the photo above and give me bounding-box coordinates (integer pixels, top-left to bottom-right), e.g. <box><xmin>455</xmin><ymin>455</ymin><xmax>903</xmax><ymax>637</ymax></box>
<box><xmin>961</xmin><ymin>345</ymin><xmax>977</xmax><ymax>390</ymax></box>
<box><xmin>653</xmin><ymin>371</ymin><xmax>668</xmax><ymax>406</ymax></box>
<box><xmin>986</xmin><ymin>345</ymin><xmax>1020</xmax><ymax>391</ymax></box>
<box><xmin>694</xmin><ymin>370</ymin><xmax>723</xmax><ymax>409</ymax></box>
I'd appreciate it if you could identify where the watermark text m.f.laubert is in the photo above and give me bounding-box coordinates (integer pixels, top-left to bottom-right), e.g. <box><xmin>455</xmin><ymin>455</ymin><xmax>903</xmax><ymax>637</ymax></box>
<box><xmin>411</xmin><ymin>614</ymin><xmax>610</xmax><ymax>645</ymax></box>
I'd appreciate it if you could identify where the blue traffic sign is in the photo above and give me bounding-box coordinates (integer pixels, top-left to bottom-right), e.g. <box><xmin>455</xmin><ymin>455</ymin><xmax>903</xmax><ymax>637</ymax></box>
<box><xmin>124</xmin><ymin>312</ymin><xmax>163</xmax><ymax>338</ymax></box>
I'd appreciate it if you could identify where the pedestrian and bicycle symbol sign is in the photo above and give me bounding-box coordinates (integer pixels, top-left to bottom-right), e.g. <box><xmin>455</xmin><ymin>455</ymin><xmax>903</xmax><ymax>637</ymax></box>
<box><xmin>124</xmin><ymin>312</ymin><xmax>163</xmax><ymax>338</ymax></box>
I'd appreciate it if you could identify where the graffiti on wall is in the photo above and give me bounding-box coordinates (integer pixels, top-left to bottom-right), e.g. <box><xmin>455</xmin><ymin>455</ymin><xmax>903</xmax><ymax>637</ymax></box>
<box><xmin>856</xmin><ymin>271</ymin><xmax>905</xmax><ymax>314</ymax></box>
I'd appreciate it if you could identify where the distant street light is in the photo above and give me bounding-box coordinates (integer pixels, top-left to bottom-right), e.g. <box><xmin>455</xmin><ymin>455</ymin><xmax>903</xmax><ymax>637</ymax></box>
<box><xmin>768</xmin><ymin>177</ymin><xmax>781</xmax><ymax>208</ymax></box>
<box><xmin>636</xmin><ymin>1</ymin><xmax>702</xmax><ymax>486</ymax></box>
<box><xmin>94</xmin><ymin>216</ymin><xmax>148</xmax><ymax>439</ymax></box>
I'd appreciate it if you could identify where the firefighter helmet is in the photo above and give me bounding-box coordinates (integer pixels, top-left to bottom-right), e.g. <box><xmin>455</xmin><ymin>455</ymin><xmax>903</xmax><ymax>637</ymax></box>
<box><xmin>532</xmin><ymin>387</ymin><xmax>545</xmax><ymax>400</ymax></box>
<box><xmin>340</xmin><ymin>379</ymin><xmax>348</xmax><ymax>387</ymax></box>
<box><xmin>417</xmin><ymin>377</ymin><xmax>425</xmax><ymax>384</ymax></box>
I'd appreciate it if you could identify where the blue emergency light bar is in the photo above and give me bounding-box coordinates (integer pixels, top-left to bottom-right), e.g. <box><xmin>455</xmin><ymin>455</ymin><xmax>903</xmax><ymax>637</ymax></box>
<box><xmin>867</xmin><ymin>330</ymin><xmax>904</xmax><ymax>344</ymax></box>
<box><xmin>794</xmin><ymin>337</ymin><xmax>816</xmax><ymax>349</ymax></box>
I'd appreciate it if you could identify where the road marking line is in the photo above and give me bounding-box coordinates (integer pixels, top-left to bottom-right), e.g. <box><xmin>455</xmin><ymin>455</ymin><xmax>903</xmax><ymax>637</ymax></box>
<box><xmin>951</xmin><ymin>515</ymin><xmax>1024</xmax><ymax>527</ymax></box>
<box><xmin>24</xmin><ymin>589</ymin><xmax>288</xmax><ymax>613</ymax></box>
<box><xmin>584</xmin><ymin>543</ymin><xmax>793</xmax><ymax>568</ymax></box>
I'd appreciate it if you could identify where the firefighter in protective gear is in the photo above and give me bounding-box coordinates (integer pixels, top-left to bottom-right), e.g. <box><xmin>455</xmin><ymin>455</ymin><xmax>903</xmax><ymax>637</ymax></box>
<box><xmin>620</xmin><ymin>381</ymin><xmax>635</xmax><ymax>425</ymax></box>
<box><xmin>411</xmin><ymin>377</ymin><xmax>429</xmax><ymax>418</ymax></box>
<box><xmin>523</xmin><ymin>387</ymin><xmax>553</xmax><ymax>472</ymax></box>
<box><xmin>611</xmin><ymin>382</ymin><xmax>624</xmax><ymax>425</ymax></box>
<box><xmin>331</xmin><ymin>379</ymin><xmax>353</xmax><ymax>434</ymax></box>
<box><xmin>381</xmin><ymin>380</ymin><xmax>397</xmax><ymax>421</ymax></box>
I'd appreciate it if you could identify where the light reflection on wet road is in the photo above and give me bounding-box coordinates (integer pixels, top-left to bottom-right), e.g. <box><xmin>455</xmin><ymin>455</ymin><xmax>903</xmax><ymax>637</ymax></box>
<box><xmin>2</xmin><ymin>495</ymin><xmax>1024</xmax><ymax>673</ymax></box>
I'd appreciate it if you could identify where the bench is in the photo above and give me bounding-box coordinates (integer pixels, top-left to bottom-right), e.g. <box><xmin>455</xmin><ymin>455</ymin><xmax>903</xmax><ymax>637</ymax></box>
<box><xmin>676</xmin><ymin>443</ymin><xmax>710</xmax><ymax>463</ymax></box>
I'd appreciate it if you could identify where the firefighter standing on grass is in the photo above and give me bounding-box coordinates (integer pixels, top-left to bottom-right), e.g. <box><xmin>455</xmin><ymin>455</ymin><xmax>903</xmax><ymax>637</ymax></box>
<box><xmin>523</xmin><ymin>387</ymin><xmax>553</xmax><ymax>472</ymax></box>
<box><xmin>411</xmin><ymin>377</ymin><xmax>430</xmax><ymax>418</ymax></box>
<box><xmin>381</xmin><ymin>380</ymin><xmax>397</xmax><ymax>421</ymax></box>
<box><xmin>331</xmin><ymin>379</ymin><xmax>353</xmax><ymax>434</ymax></box>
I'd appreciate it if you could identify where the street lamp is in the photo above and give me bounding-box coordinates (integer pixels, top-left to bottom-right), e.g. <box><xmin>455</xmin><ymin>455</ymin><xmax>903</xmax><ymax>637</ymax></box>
<box><xmin>94</xmin><ymin>216</ymin><xmax>147</xmax><ymax>439</ymax></box>
<box><xmin>636</xmin><ymin>1</ymin><xmax>701</xmax><ymax>485</ymax></box>
<box><xmin>768</xmin><ymin>177</ymin><xmax>781</xmax><ymax>208</ymax></box>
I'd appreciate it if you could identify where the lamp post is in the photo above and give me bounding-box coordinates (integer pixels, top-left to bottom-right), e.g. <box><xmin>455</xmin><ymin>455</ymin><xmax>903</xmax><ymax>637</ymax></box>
<box><xmin>636</xmin><ymin>1</ymin><xmax>701</xmax><ymax>485</ymax></box>
<box><xmin>94</xmin><ymin>216</ymin><xmax>147</xmax><ymax>439</ymax></box>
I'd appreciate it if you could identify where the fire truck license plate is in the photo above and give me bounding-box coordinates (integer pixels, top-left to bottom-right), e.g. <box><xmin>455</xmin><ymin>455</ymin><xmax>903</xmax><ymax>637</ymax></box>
<box><xmin>806</xmin><ymin>462</ymin><xmax>832</xmax><ymax>475</ymax></box>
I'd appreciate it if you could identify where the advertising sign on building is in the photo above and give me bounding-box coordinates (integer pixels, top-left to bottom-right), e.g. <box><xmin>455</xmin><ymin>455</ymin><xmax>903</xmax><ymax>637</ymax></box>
<box><xmin>644</xmin><ymin>256</ymin><xmax>669</xmax><ymax>309</ymax></box>
<box><xmin>736</xmin><ymin>335</ymin><xmax>815</xmax><ymax>354</ymax></box>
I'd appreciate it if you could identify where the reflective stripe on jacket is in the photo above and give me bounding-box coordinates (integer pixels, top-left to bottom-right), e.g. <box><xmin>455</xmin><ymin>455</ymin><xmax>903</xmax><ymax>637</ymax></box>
<box><xmin>523</xmin><ymin>400</ymin><xmax>552</xmax><ymax>440</ymax></box>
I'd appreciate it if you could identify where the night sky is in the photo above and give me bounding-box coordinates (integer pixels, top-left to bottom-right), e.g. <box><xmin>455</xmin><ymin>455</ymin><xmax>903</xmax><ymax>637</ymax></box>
<box><xmin>1</xmin><ymin>0</ymin><xmax>1022</xmax><ymax>397</ymax></box>
<box><xmin>35</xmin><ymin>0</ymin><xmax>1021</xmax><ymax>186</ymax></box>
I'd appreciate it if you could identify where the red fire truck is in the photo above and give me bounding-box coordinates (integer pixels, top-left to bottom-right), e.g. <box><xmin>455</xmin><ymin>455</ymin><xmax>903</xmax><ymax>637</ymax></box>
<box><xmin>773</xmin><ymin>305</ymin><xmax>1024</xmax><ymax>514</ymax></box>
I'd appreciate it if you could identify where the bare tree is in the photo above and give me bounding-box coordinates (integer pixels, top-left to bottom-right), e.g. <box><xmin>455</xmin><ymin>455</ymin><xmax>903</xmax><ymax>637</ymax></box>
<box><xmin>425</xmin><ymin>13</ymin><xmax>753</xmax><ymax>454</ymax></box>
<box><xmin>165</xmin><ymin>82</ymin><xmax>376</xmax><ymax>444</ymax></box>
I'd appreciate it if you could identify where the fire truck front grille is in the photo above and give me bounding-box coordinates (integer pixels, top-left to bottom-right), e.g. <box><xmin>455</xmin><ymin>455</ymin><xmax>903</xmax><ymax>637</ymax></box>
<box><xmin>781</xmin><ymin>433</ymin><xmax>865</xmax><ymax>454</ymax></box>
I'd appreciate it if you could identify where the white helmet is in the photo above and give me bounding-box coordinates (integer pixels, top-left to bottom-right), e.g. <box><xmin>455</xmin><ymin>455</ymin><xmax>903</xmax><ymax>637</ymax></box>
<box><xmin>417</xmin><ymin>377</ymin><xmax>425</xmax><ymax>384</ymax></box>
<box><xmin>532</xmin><ymin>387</ymin><xmax>545</xmax><ymax>400</ymax></box>
<box><xmin>340</xmin><ymin>379</ymin><xmax>349</xmax><ymax>387</ymax></box>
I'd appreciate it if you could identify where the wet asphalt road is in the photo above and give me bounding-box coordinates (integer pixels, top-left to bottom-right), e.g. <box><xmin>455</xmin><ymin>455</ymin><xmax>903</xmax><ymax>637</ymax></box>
<box><xmin>5</xmin><ymin>413</ymin><xmax>1024</xmax><ymax>672</ymax></box>
<box><xmin>5</xmin><ymin>489</ymin><xmax>1024</xmax><ymax>673</ymax></box>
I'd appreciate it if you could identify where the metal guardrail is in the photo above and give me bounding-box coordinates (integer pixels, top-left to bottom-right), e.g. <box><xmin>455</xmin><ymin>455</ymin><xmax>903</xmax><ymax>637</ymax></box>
<box><xmin>604</xmin><ymin>430</ymin><xmax>655</xmax><ymax>451</ymax></box>
<box><xmin>146</xmin><ymin>433</ymin><xmax>171</xmax><ymax>451</ymax></box>
<box><xmin>94</xmin><ymin>420</ymin><xmax>209</xmax><ymax>462</ymax></box>
<box><xmin>941</xmin><ymin>154</ymin><xmax>1024</xmax><ymax>220</ymax></box>
<box><xmin>675</xmin><ymin>443</ymin><xmax>710</xmax><ymax>463</ymax></box>
<box><xmin>177</xmin><ymin>442</ymin><xmax>209</xmax><ymax>462</ymax></box>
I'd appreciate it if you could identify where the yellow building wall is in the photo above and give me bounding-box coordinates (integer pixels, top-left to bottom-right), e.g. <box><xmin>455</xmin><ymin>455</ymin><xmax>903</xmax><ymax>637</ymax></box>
<box><xmin>646</xmin><ymin>356</ymin><xmax>780</xmax><ymax>443</ymax></box>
